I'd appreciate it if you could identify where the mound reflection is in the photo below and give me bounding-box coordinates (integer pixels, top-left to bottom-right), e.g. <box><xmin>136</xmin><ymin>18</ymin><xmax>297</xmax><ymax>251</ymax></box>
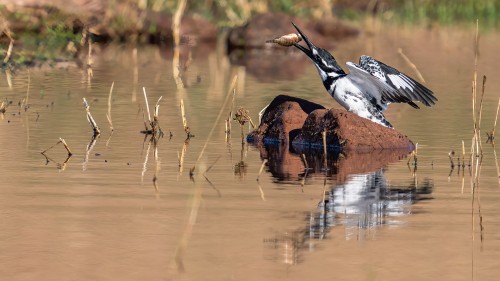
<box><xmin>257</xmin><ymin>143</ymin><xmax>433</xmax><ymax>264</ymax></box>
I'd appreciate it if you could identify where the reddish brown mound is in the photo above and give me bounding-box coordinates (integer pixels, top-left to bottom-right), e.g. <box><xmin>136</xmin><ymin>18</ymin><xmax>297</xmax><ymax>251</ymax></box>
<box><xmin>246</xmin><ymin>95</ymin><xmax>325</xmax><ymax>144</ymax></box>
<box><xmin>293</xmin><ymin>108</ymin><xmax>414</xmax><ymax>151</ymax></box>
<box><xmin>247</xmin><ymin>95</ymin><xmax>414</xmax><ymax>151</ymax></box>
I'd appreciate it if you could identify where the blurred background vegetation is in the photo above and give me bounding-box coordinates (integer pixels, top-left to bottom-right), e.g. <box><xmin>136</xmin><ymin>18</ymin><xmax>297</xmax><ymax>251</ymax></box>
<box><xmin>139</xmin><ymin>0</ymin><xmax>500</xmax><ymax>27</ymax></box>
<box><xmin>0</xmin><ymin>0</ymin><xmax>498</xmax><ymax>67</ymax></box>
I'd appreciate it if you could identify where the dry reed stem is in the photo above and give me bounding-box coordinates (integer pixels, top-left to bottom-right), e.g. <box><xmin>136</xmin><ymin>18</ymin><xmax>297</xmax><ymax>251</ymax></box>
<box><xmin>462</xmin><ymin>140</ymin><xmax>466</xmax><ymax>167</ymax></box>
<box><xmin>132</xmin><ymin>48</ymin><xmax>138</xmax><ymax>102</ymax></box>
<box><xmin>141</xmin><ymin>140</ymin><xmax>151</xmax><ymax>183</ymax></box>
<box><xmin>180</xmin><ymin>99</ymin><xmax>189</xmax><ymax>136</ymax></box>
<box><xmin>171</xmin><ymin>0</ymin><xmax>187</xmax><ymax>90</ymax></box>
<box><xmin>6</xmin><ymin>68</ymin><xmax>12</xmax><ymax>88</ymax></box>
<box><xmin>59</xmin><ymin>138</ymin><xmax>72</xmax><ymax>156</ymax></box>
<box><xmin>142</xmin><ymin>87</ymin><xmax>152</xmax><ymax>123</ymax></box>
<box><xmin>203</xmin><ymin>156</ymin><xmax>221</xmax><ymax>176</ymax></box>
<box><xmin>83</xmin><ymin>97</ymin><xmax>100</xmax><ymax>135</ymax></box>
<box><xmin>41</xmin><ymin>138</ymin><xmax>72</xmax><ymax>156</ymax></box>
<box><xmin>87</xmin><ymin>28</ymin><xmax>93</xmax><ymax>78</ymax></box>
<box><xmin>398</xmin><ymin>48</ymin><xmax>426</xmax><ymax>83</ymax></box>
<box><xmin>478</xmin><ymin>76</ymin><xmax>487</xmax><ymax>127</ymax></box>
<box><xmin>472</xmin><ymin>20</ymin><xmax>480</xmax><ymax>157</ymax></box>
<box><xmin>106</xmin><ymin>82</ymin><xmax>115</xmax><ymax>131</ymax></box>
<box><xmin>492</xmin><ymin>97</ymin><xmax>500</xmax><ymax>139</ymax></box>
<box><xmin>257</xmin><ymin>159</ymin><xmax>268</xmax><ymax>181</ymax></box>
<box><xmin>172</xmin><ymin>75</ymin><xmax>238</xmax><ymax>273</ymax></box>
<box><xmin>448</xmin><ymin>150</ymin><xmax>455</xmax><ymax>168</ymax></box>
<box><xmin>301</xmin><ymin>154</ymin><xmax>309</xmax><ymax>188</ymax></box>
<box><xmin>493</xmin><ymin>145</ymin><xmax>500</xmax><ymax>184</ymax></box>
<box><xmin>26</xmin><ymin>70</ymin><xmax>30</xmax><ymax>106</ymax></box>
<box><xmin>177</xmin><ymin>140</ymin><xmax>188</xmax><ymax>178</ymax></box>
<box><xmin>172</xmin><ymin>0</ymin><xmax>187</xmax><ymax>47</ymax></box>
<box><xmin>155</xmin><ymin>96</ymin><xmax>162</xmax><ymax>117</ymax></box>
<box><xmin>475</xmin><ymin>75</ymin><xmax>486</xmax><ymax>151</ymax></box>
<box><xmin>83</xmin><ymin>134</ymin><xmax>98</xmax><ymax>172</ymax></box>
<box><xmin>225</xmin><ymin>89</ymin><xmax>236</xmax><ymax>136</ymax></box>
<box><xmin>4</xmin><ymin>38</ymin><xmax>13</xmax><ymax>64</ymax></box>
<box><xmin>196</xmin><ymin>75</ymin><xmax>238</xmax><ymax>163</ymax></box>
<box><xmin>1</xmin><ymin>20</ymin><xmax>14</xmax><ymax>64</ymax></box>
<box><xmin>203</xmin><ymin>157</ymin><xmax>222</xmax><ymax>197</ymax></box>
<box><xmin>257</xmin><ymin>181</ymin><xmax>266</xmax><ymax>201</ymax></box>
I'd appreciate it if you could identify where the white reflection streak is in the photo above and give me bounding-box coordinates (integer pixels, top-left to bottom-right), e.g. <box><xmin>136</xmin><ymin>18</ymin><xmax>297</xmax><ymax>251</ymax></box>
<box><xmin>330</xmin><ymin>170</ymin><xmax>411</xmax><ymax>239</ymax></box>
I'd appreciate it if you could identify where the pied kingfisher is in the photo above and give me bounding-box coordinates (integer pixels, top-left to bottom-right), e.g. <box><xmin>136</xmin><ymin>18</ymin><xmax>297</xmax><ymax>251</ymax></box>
<box><xmin>292</xmin><ymin>22</ymin><xmax>437</xmax><ymax>128</ymax></box>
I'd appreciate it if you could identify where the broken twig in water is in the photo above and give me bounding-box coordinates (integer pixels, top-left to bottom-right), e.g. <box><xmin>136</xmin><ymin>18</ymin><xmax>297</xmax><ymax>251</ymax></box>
<box><xmin>41</xmin><ymin>137</ymin><xmax>73</xmax><ymax>156</ymax></box>
<box><xmin>234</xmin><ymin>107</ymin><xmax>254</xmax><ymax>144</ymax></box>
<box><xmin>83</xmin><ymin>97</ymin><xmax>100</xmax><ymax>136</ymax></box>
<box><xmin>40</xmin><ymin>138</ymin><xmax>73</xmax><ymax>171</ymax></box>
<box><xmin>140</xmin><ymin>87</ymin><xmax>164</xmax><ymax>140</ymax></box>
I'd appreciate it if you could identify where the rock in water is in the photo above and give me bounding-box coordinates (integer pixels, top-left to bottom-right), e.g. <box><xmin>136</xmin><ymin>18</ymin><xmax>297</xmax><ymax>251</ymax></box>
<box><xmin>247</xmin><ymin>95</ymin><xmax>414</xmax><ymax>151</ymax></box>
<box><xmin>247</xmin><ymin>95</ymin><xmax>325</xmax><ymax>144</ymax></box>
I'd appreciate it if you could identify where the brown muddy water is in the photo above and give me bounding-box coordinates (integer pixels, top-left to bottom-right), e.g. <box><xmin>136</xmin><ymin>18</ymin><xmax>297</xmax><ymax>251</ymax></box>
<box><xmin>1</xmin><ymin>25</ymin><xmax>500</xmax><ymax>281</ymax></box>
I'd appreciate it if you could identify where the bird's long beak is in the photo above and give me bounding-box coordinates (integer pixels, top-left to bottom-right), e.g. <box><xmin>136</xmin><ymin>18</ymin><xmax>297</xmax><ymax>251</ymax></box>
<box><xmin>291</xmin><ymin>22</ymin><xmax>317</xmax><ymax>60</ymax></box>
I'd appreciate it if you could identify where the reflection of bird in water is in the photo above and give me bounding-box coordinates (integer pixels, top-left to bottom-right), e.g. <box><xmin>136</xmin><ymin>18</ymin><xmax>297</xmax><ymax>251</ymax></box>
<box><xmin>292</xmin><ymin>23</ymin><xmax>437</xmax><ymax>128</ymax></box>
<box><xmin>308</xmin><ymin>169</ymin><xmax>433</xmax><ymax>240</ymax></box>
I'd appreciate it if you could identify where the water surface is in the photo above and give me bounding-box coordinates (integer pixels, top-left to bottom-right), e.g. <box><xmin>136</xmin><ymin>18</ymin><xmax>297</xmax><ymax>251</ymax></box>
<box><xmin>0</xmin><ymin>25</ymin><xmax>499</xmax><ymax>281</ymax></box>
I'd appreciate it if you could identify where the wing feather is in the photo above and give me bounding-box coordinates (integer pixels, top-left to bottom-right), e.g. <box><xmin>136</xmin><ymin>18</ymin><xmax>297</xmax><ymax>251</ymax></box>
<box><xmin>358</xmin><ymin>55</ymin><xmax>437</xmax><ymax>107</ymax></box>
<box><xmin>345</xmin><ymin>62</ymin><xmax>414</xmax><ymax>107</ymax></box>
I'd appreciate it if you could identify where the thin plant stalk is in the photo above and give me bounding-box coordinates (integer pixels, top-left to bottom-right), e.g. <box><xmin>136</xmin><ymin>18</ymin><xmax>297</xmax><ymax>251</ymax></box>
<box><xmin>172</xmin><ymin>75</ymin><xmax>238</xmax><ymax>274</ymax></box>
<box><xmin>257</xmin><ymin>159</ymin><xmax>268</xmax><ymax>181</ymax></box>
<box><xmin>143</xmin><ymin>87</ymin><xmax>152</xmax><ymax>123</ymax></box>
<box><xmin>180</xmin><ymin>99</ymin><xmax>188</xmax><ymax>134</ymax></box>
<box><xmin>462</xmin><ymin>140</ymin><xmax>466</xmax><ymax>167</ymax></box>
<box><xmin>106</xmin><ymin>82</ymin><xmax>115</xmax><ymax>131</ymax></box>
<box><xmin>171</xmin><ymin>0</ymin><xmax>187</xmax><ymax>89</ymax></box>
<box><xmin>492</xmin><ymin>97</ymin><xmax>500</xmax><ymax>139</ymax></box>
<box><xmin>26</xmin><ymin>70</ymin><xmax>30</xmax><ymax>107</ymax></box>
<box><xmin>398</xmin><ymin>48</ymin><xmax>426</xmax><ymax>83</ymax></box>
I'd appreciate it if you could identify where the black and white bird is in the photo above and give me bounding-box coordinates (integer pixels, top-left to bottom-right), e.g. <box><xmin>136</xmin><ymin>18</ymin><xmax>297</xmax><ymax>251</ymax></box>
<box><xmin>291</xmin><ymin>23</ymin><xmax>437</xmax><ymax>128</ymax></box>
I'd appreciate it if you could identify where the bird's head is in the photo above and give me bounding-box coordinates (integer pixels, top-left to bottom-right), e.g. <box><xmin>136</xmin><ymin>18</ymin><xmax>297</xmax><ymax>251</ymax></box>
<box><xmin>292</xmin><ymin>22</ymin><xmax>345</xmax><ymax>79</ymax></box>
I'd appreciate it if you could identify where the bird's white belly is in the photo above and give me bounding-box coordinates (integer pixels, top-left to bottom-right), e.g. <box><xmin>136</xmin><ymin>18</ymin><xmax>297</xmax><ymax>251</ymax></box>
<box><xmin>332</xmin><ymin>79</ymin><xmax>372</xmax><ymax>117</ymax></box>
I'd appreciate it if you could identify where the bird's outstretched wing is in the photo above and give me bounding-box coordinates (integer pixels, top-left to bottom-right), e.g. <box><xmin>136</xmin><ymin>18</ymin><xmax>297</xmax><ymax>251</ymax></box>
<box><xmin>358</xmin><ymin>55</ymin><xmax>437</xmax><ymax>108</ymax></box>
<box><xmin>346</xmin><ymin>62</ymin><xmax>416</xmax><ymax>109</ymax></box>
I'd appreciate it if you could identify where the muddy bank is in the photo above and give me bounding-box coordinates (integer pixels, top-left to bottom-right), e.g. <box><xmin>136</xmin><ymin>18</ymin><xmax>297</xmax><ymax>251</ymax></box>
<box><xmin>247</xmin><ymin>95</ymin><xmax>415</xmax><ymax>151</ymax></box>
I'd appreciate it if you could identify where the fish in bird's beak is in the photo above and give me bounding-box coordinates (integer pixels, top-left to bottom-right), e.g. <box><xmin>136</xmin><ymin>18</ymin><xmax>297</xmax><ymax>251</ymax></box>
<box><xmin>291</xmin><ymin>22</ymin><xmax>318</xmax><ymax>61</ymax></box>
